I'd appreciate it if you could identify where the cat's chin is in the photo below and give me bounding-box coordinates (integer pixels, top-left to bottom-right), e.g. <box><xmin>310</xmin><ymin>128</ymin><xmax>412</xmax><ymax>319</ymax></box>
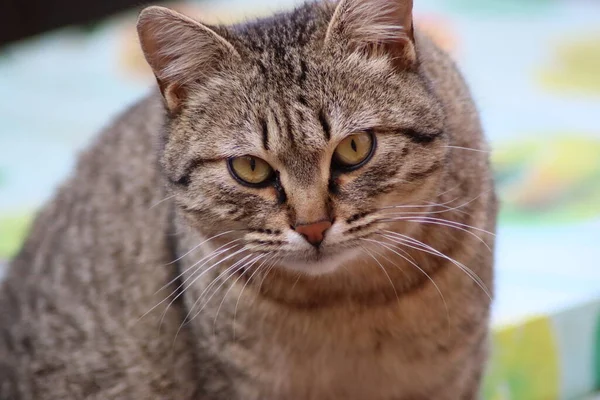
<box><xmin>281</xmin><ymin>247</ymin><xmax>362</xmax><ymax>276</ymax></box>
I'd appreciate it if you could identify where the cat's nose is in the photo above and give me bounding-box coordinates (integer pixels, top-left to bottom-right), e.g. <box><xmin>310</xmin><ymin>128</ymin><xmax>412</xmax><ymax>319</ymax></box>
<box><xmin>294</xmin><ymin>220</ymin><xmax>332</xmax><ymax>247</ymax></box>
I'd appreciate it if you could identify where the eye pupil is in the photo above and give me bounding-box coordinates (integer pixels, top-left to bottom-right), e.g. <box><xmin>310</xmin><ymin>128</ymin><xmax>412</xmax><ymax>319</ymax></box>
<box><xmin>332</xmin><ymin>131</ymin><xmax>375</xmax><ymax>171</ymax></box>
<box><xmin>228</xmin><ymin>156</ymin><xmax>274</xmax><ymax>187</ymax></box>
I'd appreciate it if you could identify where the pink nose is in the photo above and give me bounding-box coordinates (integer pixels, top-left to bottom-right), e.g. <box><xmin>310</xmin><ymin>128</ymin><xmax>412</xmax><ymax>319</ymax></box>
<box><xmin>295</xmin><ymin>220</ymin><xmax>332</xmax><ymax>246</ymax></box>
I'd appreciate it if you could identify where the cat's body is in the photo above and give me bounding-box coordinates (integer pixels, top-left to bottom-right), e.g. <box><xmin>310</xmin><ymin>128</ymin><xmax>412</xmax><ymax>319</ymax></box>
<box><xmin>0</xmin><ymin>1</ymin><xmax>497</xmax><ymax>399</ymax></box>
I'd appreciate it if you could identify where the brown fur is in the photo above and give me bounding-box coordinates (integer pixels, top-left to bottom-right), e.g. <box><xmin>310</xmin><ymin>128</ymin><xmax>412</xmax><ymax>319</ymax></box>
<box><xmin>0</xmin><ymin>1</ymin><xmax>497</xmax><ymax>399</ymax></box>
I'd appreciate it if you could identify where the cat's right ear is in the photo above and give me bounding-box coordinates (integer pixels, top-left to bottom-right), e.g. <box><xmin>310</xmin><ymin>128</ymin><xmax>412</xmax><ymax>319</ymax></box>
<box><xmin>324</xmin><ymin>0</ymin><xmax>416</xmax><ymax>70</ymax></box>
<box><xmin>137</xmin><ymin>6</ymin><xmax>239</xmax><ymax>113</ymax></box>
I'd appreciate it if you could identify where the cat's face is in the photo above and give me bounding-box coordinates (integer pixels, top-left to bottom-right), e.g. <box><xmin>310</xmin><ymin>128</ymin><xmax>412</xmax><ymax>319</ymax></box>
<box><xmin>139</xmin><ymin>1</ymin><xmax>448</xmax><ymax>274</ymax></box>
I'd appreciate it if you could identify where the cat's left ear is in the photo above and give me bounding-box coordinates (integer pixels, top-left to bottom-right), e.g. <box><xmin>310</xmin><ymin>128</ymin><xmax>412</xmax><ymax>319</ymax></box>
<box><xmin>325</xmin><ymin>0</ymin><xmax>416</xmax><ymax>70</ymax></box>
<box><xmin>137</xmin><ymin>6</ymin><xmax>240</xmax><ymax>113</ymax></box>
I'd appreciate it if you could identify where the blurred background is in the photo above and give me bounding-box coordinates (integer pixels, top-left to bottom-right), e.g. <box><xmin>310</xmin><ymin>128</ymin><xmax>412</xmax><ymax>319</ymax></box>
<box><xmin>0</xmin><ymin>0</ymin><xmax>599</xmax><ymax>398</ymax></box>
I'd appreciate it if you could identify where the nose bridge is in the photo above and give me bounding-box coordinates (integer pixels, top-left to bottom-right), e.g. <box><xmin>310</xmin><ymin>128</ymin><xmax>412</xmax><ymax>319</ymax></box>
<box><xmin>290</xmin><ymin>183</ymin><xmax>329</xmax><ymax>224</ymax></box>
<box><xmin>279</xmin><ymin>150</ymin><xmax>330</xmax><ymax>224</ymax></box>
<box><xmin>282</xmin><ymin>169</ymin><xmax>329</xmax><ymax>224</ymax></box>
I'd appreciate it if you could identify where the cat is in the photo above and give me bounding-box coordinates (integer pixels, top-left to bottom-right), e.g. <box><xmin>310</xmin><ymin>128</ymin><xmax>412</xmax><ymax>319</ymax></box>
<box><xmin>0</xmin><ymin>0</ymin><xmax>497</xmax><ymax>398</ymax></box>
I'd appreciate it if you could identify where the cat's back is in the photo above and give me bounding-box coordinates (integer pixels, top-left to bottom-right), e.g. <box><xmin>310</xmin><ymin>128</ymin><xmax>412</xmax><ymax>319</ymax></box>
<box><xmin>0</xmin><ymin>94</ymin><xmax>198</xmax><ymax>399</ymax></box>
<box><xmin>6</xmin><ymin>93</ymin><xmax>167</xmax><ymax>278</ymax></box>
<box><xmin>416</xmin><ymin>31</ymin><xmax>484</xmax><ymax>141</ymax></box>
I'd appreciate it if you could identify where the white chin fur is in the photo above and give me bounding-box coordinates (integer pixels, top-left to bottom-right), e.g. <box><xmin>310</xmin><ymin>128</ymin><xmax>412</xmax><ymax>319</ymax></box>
<box><xmin>281</xmin><ymin>247</ymin><xmax>363</xmax><ymax>276</ymax></box>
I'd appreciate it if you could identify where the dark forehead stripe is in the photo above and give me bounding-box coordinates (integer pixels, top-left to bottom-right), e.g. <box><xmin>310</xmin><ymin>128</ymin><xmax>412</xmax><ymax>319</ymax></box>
<box><xmin>260</xmin><ymin>117</ymin><xmax>269</xmax><ymax>150</ymax></box>
<box><xmin>298</xmin><ymin>59</ymin><xmax>308</xmax><ymax>85</ymax></box>
<box><xmin>296</xmin><ymin>109</ymin><xmax>306</xmax><ymax>124</ymax></box>
<box><xmin>283</xmin><ymin>105</ymin><xmax>297</xmax><ymax>147</ymax></box>
<box><xmin>297</xmin><ymin>94</ymin><xmax>309</xmax><ymax>106</ymax></box>
<box><xmin>257</xmin><ymin>60</ymin><xmax>268</xmax><ymax>76</ymax></box>
<box><xmin>272</xmin><ymin>109</ymin><xmax>283</xmax><ymax>141</ymax></box>
<box><xmin>406</xmin><ymin>161</ymin><xmax>442</xmax><ymax>181</ymax></box>
<box><xmin>318</xmin><ymin>109</ymin><xmax>331</xmax><ymax>141</ymax></box>
<box><xmin>399</xmin><ymin>129</ymin><xmax>444</xmax><ymax>144</ymax></box>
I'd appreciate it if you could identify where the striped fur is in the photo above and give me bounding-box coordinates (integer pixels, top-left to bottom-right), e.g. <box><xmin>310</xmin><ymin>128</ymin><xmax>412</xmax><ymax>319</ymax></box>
<box><xmin>0</xmin><ymin>1</ymin><xmax>496</xmax><ymax>399</ymax></box>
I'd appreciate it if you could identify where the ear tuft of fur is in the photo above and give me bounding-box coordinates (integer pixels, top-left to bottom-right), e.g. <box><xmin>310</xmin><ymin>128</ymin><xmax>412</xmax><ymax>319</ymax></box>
<box><xmin>137</xmin><ymin>6</ymin><xmax>239</xmax><ymax>111</ymax></box>
<box><xmin>325</xmin><ymin>0</ymin><xmax>416</xmax><ymax>68</ymax></box>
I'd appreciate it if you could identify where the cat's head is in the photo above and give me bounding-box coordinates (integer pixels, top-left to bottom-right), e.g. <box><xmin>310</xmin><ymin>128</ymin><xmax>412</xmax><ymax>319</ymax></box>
<box><xmin>137</xmin><ymin>0</ymin><xmax>447</xmax><ymax>275</ymax></box>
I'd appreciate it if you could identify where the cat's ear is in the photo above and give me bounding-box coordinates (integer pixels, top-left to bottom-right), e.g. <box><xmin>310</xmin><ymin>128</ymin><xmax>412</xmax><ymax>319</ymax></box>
<box><xmin>325</xmin><ymin>0</ymin><xmax>416</xmax><ymax>69</ymax></box>
<box><xmin>137</xmin><ymin>6</ymin><xmax>239</xmax><ymax>112</ymax></box>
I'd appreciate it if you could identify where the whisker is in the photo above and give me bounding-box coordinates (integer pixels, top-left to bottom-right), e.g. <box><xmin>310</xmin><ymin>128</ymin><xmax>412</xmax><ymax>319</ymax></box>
<box><xmin>382</xmin><ymin>231</ymin><xmax>491</xmax><ymax>300</ymax></box>
<box><xmin>360</xmin><ymin>245</ymin><xmax>400</xmax><ymax>304</ymax></box>
<box><xmin>171</xmin><ymin>250</ymin><xmax>252</xmax><ymax>347</ymax></box>
<box><xmin>379</xmin><ymin>195</ymin><xmax>460</xmax><ymax>211</ymax></box>
<box><xmin>367</xmin><ymin>240</ymin><xmax>416</xmax><ymax>271</ymax></box>
<box><xmin>250</xmin><ymin>255</ymin><xmax>281</xmax><ymax>340</ymax></box>
<box><xmin>149</xmin><ymin>194</ymin><xmax>177</xmax><ymax>210</ymax></box>
<box><xmin>403</xmin><ymin>218</ymin><xmax>492</xmax><ymax>252</ymax></box>
<box><xmin>212</xmin><ymin>254</ymin><xmax>266</xmax><ymax>335</ymax></box>
<box><xmin>380</xmin><ymin>189</ymin><xmax>492</xmax><ymax>218</ymax></box>
<box><xmin>165</xmin><ymin>246</ymin><xmax>250</xmax><ymax>332</ymax></box>
<box><xmin>432</xmin><ymin>189</ymin><xmax>493</xmax><ymax>215</ymax></box>
<box><xmin>158</xmin><ymin>239</ymin><xmax>243</xmax><ymax>297</ymax></box>
<box><xmin>378</xmin><ymin>216</ymin><xmax>493</xmax><ymax>252</ymax></box>
<box><xmin>424</xmin><ymin>201</ymin><xmax>470</xmax><ymax>216</ymax></box>
<box><xmin>443</xmin><ymin>145</ymin><xmax>491</xmax><ymax>153</ymax></box>
<box><xmin>289</xmin><ymin>269</ymin><xmax>304</xmax><ymax>292</ymax></box>
<box><xmin>233</xmin><ymin>253</ymin><xmax>275</xmax><ymax>340</ymax></box>
<box><xmin>163</xmin><ymin>230</ymin><xmax>241</xmax><ymax>267</ymax></box>
<box><xmin>362</xmin><ymin>238</ymin><xmax>449</xmax><ymax>323</ymax></box>
<box><xmin>380</xmin><ymin>216</ymin><xmax>494</xmax><ymax>236</ymax></box>
<box><xmin>254</xmin><ymin>256</ymin><xmax>280</xmax><ymax>303</ymax></box>
<box><xmin>184</xmin><ymin>252</ymin><xmax>253</xmax><ymax>325</ymax></box>
<box><xmin>139</xmin><ymin>241</ymin><xmax>242</xmax><ymax>323</ymax></box>
<box><xmin>435</xmin><ymin>184</ymin><xmax>462</xmax><ymax>199</ymax></box>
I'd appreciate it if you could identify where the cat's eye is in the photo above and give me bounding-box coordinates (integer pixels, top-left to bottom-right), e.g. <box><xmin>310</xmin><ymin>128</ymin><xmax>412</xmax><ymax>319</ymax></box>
<box><xmin>332</xmin><ymin>131</ymin><xmax>375</xmax><ymax>170</ymax></box>
<box><xmin>228</xmin><ymin>156</ymin><xmax>274</xmax><ymax>187</ymax></box>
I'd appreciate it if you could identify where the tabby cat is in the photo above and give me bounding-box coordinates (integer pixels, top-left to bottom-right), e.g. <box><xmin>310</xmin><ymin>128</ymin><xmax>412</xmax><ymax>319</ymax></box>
<box><xmin>0</xmin><ymin>0</ymin><xmax>497</xmax><ymax>398</ymax></box>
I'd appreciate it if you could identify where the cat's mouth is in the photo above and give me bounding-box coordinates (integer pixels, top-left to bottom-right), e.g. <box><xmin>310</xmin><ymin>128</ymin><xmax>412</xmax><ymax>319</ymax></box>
<box><xmin>280</xmin><ymin>246</ymin><xmax>361</xmax><ymax>275</ymax></box>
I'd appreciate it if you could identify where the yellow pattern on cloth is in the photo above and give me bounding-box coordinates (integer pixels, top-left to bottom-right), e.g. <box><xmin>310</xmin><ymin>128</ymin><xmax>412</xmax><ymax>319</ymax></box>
<box><xmin>483</xmin><ymin>316</ymin><xmax>560</xmax><ymax>400</ymax></box>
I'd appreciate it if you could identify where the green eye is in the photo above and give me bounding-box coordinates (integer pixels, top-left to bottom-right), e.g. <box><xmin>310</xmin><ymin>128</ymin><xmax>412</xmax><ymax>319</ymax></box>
<box><xmin>228</xmin><ymin>156</ymin><xmax>274</xmax><ymax>186</ymax></box>
<box><xmin>333</xmin><ymin>131</ymin><xmax>375</xmax><ymax>169</ymax></box>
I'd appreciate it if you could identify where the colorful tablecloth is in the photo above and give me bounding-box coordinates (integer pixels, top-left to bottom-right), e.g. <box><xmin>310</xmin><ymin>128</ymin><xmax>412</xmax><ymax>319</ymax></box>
<box><xmin>0</xmin><ymin>0</ymin><xmax>599</xmax><ymax>398</ymax></box>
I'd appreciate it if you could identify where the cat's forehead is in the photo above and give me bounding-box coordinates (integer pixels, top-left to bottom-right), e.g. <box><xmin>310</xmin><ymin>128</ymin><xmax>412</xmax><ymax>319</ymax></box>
<box><xmin>246</xmin><ymin>94</ymin><xmax>331</xmax><ymax>184</ymax></box>
<box><xmin>229</xmin><ymin>3</ymin><xmax>329</xmax><ymax>54</ymax></box>
<box><xmin>223</xmin><ymin>7</ymin><xmax>330</xmax><ymax>87</ymax></box>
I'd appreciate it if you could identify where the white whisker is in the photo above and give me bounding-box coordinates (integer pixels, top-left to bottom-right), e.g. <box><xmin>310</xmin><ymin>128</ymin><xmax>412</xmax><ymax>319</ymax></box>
<box><xmin>171</xmin><ymin>250</ymin><xmax>252</xmax><ymax>347</ymax></box>
<box><xmin>158</xmin><ymin>239</ymin><xmax>243</xmax><ymax>295</ymax></box>
<box><xmin>362</xmin><ymin>238</ymin><xmax>449</xmax><ymax>321</ymax></box>
<box><xmin>360</xmin><ymin>245</ymin><xmax>400</xmax><ymax>304</ymax></box>
<box><xmin>139</xmin><ymin>241</ymin><xmax>242</xmax><ymax>323</ymax></box>
<box><xmin>184</xmin><ymin>252</ymin><xmax>253</xmax><ymax>325</ymax></box>
<box><xmin>382</xmin><ymin>231</ymin><xmax>491</xmax><ymax>300</ymax></box>
<box><xmin>435</xmin><ymin>184</ymin><xmax>462</xmax><ymax>199</ymax></box>
<box><xmin>379</xmin><ymin>216</ymin><xmax>493</xmax><ymax>252</ymax></box>
<box><xmin>233</xmin><ymin>253</ymin><xmax>275</xmax><ymax>340</ymax></box>
<box><xmin>163</xmin><ymin>230</ymin><xmax>239</xmax><ymax>267</ymax></box>
<box><xmin>254</xmin><ymin>256</ymin><xmax>280</xmax><ymax>302</ymax></box>
<box><xmin>404</xmin><ymin>218</ymin><xmax>492</xmax><ymax>251</ymax></box>
<box><xmin>379</xmin><ymin>195</ymin><xmax>460</xmax><ymax>211</ymax></box>
<box><xmin>149</xmin><ymin>194</ymin><xmax>177</xmax><ymax>210</ymax></box>
<box><xmin>165</xmin><ymin>246</ymin><xmax>250</xmax><ymax>333</ymax></box>
<box><xmin>443</xmin><ymin>145</ymin><xmax>491</xmax><ymax>153</ymax></box>
<box><xmin>367</xmin><ymin>241</ymin><xmax>415</xmax><ymax>272</ymax></box>
<box><xmin>212</xmin><ymin>254</ymin><xmax>266</xmax><ymax>334</ymax></box>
